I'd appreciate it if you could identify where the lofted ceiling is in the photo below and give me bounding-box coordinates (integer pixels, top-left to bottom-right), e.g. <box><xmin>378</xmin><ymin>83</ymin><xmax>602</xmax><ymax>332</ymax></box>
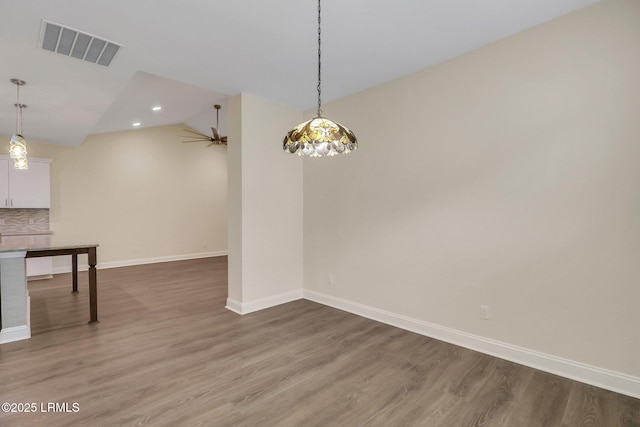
<box><xmin>0</xmin><ymin>0</ymin><xmax>599</xmax><ymax>147</ymax></box>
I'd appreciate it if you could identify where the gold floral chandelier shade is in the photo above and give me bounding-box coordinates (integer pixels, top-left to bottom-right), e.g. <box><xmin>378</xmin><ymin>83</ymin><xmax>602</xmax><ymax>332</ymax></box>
<box><xmin>283</xmin><ymin>116</ymin><xmax>357</xmax><ymax>157</ymax></box>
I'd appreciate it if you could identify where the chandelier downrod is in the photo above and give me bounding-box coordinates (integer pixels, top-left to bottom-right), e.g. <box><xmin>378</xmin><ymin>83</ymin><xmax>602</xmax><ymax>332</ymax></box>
<box><xmin>9</xmin><ymin>78</ymin><xmax>29</xmax><ymax>170</ymax></box>
<box><xmin>11</xmin><ymin>79</ymin><xmax>27</xmax><ymax>136</ymax></box>
<box><xmin>317</xmin><ymin>0</ymin><xmax>322</xmax><ymax>117</ymax></box>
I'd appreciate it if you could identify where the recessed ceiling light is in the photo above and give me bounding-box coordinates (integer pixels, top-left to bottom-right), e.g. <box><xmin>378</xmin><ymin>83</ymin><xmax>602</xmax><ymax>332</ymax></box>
<box><xmin>152</xmin><ymin>106</ymin><xmax>162</xmax><ymax>111</ymax></box>
<box><xmin>132</xmin><ymin>122</ymin><xmax>141</xmax><ymax>127</ymax></box>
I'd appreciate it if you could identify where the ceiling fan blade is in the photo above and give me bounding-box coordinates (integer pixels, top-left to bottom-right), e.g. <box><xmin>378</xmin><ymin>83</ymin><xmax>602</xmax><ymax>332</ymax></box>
<box><xmin>212</xmin><ymin>127</ymin><xmax>220</xmax><ymax>140</ymax></box>
<box><xmin>183</xmin><ymin>129</ymin><xmax>211</xmax><ymax>139</ymax></box>
<box><xmin>183</xmin><ymin>128</ymin><xmax>206</xmax><ymax>135</ymax></box>
<box><xmin>182</xmin><ymin>134</ymin><xmax>211</xmax><ymax>141</ymax></box>
<box><xmin>182</xmin><ymin>140</ymin><xmax>211</xmax><ymax>143</ymax></box>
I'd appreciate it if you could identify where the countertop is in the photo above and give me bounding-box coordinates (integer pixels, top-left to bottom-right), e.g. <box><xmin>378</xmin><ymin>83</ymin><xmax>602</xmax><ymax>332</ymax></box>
<box><xmin>0</xmin><ymin>235</ymin><xmax>98</xmax><ymax>254</ymax></box>
<box><xmin>0</xmin><ymin>231</ymin><xmax>53</xmax><ymax>237</ymax></box>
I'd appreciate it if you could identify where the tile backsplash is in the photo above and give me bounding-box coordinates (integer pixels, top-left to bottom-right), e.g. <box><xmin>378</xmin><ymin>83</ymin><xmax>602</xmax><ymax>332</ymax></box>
<box><xmin>0</xmin><ymin>209</ymin><xmax>50</xmax><ymax>233</ymax></box>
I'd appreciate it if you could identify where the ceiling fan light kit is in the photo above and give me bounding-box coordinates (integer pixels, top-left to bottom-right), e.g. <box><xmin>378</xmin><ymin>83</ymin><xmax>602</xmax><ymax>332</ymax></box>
<box><xmin>9</xmin><ymin>78</ymin><xmax>29</xmax><ymax>170</ymax></box>
<box><xmin>283</xmin><ymin>0</ymin><xmax>357</xmax><ymax>157</ymax></box>
<box><xmin>182</xmin><ymin>104</ymin><xmax>227</xmax><ymax>147</ymax></box>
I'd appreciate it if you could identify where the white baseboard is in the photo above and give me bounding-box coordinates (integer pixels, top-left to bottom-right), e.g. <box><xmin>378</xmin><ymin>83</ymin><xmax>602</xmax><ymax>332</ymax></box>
<box><xmin>226</xmin><ymin>289</ymin><xmax>303</xmax><ymax>315</ymax></box>
<box><xmin>303</xmin><ymin>289</ymin><xmax>640</xmax><ymax>399</ymax></box>
<box><xmin>27</xmin><ymin>274</ymin><xmax>54</xmax><ymax>281</ymax></box>
<box><xmin>52</xmin><ymin>251</ymin><xmax>227</xmax><ymax>274</ymax></box>
<box><xmin>225</xmin><ymin>298</ymin><xmax>244</xmax><ymax>314</ymax></box>
<box><xmin>0</xmin><ymin>325</ymin><xmax>31</xmax><ymax>344</ymax></box>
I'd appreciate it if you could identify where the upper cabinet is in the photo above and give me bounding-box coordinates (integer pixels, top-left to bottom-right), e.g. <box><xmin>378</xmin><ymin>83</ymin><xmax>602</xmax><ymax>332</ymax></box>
<box><xmin>0</xmin><ymin>157</ymin><xmax>51</xmax><ymax>209</ymax></box>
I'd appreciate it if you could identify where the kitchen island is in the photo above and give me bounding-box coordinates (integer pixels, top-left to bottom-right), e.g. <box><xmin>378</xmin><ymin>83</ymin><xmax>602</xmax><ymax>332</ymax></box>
<box><xmin>0</xmin><ymin>237</ymin><xmax>98</xmax><ymax>344</ymax></box>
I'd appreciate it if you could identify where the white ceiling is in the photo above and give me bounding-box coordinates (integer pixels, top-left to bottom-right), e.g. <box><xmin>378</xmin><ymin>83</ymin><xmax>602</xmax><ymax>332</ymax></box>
<box><xmin>0</xmin><ymin>0</ymin><xmax>599</xmax><ymax>147</ymax></box>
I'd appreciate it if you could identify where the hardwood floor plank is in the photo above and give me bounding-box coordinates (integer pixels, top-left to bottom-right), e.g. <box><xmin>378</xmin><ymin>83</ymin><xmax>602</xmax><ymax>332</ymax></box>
<box><xmin>562</xmin><ymin>382</ymin><xmax>640</xmax><ymax>427</ymax></box>
<box><xmin>427</xmin><ymin>357</ymin><xmax>535</xmax><ymax>427</ymax></box>
<box><xmin>500</xmin><ymin>370</ymin><xmax>573</xmax><ymax>427</ymax></box>
<box><xmin>0</xmin><ymin>257</ymin><xmax>638</xmax><ymax>426</ymax></box>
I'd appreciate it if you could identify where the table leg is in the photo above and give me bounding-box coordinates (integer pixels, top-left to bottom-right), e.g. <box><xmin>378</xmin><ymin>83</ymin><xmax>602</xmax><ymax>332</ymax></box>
<box><xmin>72</xmin><ymin>253</ymin><xmax>78</xmax><ymax>293</ymax></box>
<box><xmin>88</xmin><ymin>248</ymin><xmax>98</xmax><ymax>323</ymax></box>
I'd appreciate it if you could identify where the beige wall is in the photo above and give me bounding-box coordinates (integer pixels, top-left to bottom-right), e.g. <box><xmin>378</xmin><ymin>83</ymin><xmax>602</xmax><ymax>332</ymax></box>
<box><xmin>226</xmin><ymin>93</ymin><xmax>303</xmax><ymax>312</ymax></box>
<box><xmin>303</xmin><ymin>0</ymin><xmax>640</xmax><ymax>384</ymax></box>
<box><xmin>26</xmin><ymin>123</ymin><xmax>227</xmax><ymax>269</ymax></box>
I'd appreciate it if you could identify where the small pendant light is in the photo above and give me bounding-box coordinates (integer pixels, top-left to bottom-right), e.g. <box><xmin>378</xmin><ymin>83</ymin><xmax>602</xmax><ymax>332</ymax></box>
<box><xmin>9</xmin><ymin>78</ymin><xmax>28</xmax><ymax>170</ymax></box>
<box><xmin>283</xmin><ymin>0</ymin><xmax>358</xmax><ymax>157</ymax></box>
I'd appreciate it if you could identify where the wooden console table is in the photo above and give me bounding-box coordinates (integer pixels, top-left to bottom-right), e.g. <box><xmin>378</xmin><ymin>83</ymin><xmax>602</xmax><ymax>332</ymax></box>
<box><xmin>26</xmin><ymin>245</ymin><xmax>99</xmax><ymax>323</ymax></box>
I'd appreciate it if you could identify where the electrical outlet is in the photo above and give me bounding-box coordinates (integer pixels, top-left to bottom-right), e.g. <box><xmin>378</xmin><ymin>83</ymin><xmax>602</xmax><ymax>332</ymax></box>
<box><xmin>29</xmin><ymin>218</ymin><xmax>35</xmax><ymax>225</ymax></box>
<box><xmin>328</xmin><ymin>274</ymin><xmax>334</xmax><ymax>286</ymax></box>
<box><xmin>480</xmin><ymin>305</ymin><xmax>490</xmax><ymax>320</ymax></box>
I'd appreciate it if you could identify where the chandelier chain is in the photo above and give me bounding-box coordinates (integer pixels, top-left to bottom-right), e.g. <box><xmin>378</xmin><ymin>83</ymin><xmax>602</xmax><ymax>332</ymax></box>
<box><xmin>282</xmin><ymin>0</ymin><xmax>357</xmax><ymax>157</ymax></box>
<box><xmin>317</xmin><ymin>0</ymin><xmax>322</xmax><ymax>117</ymax></box>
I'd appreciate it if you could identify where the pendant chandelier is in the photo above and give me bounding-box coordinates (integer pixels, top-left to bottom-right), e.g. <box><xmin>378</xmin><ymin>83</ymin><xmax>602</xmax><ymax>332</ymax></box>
<box><xmin>9</xmin><ymin>78</ymin><xmax>28</xmax><ymax>170</ymax></box>
<box><xmin>283</xmin><ymin>0</ymin><xmax>357</xmax><ymax>157</ymax></box>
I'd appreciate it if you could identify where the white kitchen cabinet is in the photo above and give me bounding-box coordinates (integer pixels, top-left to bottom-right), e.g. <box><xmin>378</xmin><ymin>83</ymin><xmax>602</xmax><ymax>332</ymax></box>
<box><xmin>0</xmin><ymin>156</ymin><xmax>51</xmax><ymax>208</ymax></box>
<box><xmin>27</xmin><ymin>257</ymin><xmax>54</xmax><ymax>279</ymax></box>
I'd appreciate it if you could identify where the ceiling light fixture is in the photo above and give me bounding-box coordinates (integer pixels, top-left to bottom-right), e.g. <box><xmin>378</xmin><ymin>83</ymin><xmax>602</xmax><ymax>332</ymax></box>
<box><xmin>283</xmin><ymin>0</ymin><xmax>357</xmax><ymax>157</ymax></box>
<box><xmin>152</xmin><ymin>106</ymin><xmax>162</xmax><ymax>111</ymax></box>
<box><xmin>132</xmin><ymin>122</ymin><xmax>141</xmax><ymax>127</ymax></box>
<box><xmin>9</xmin><ymin>78</ymin><xmax>28</xmax><ymax>170</ymax></box>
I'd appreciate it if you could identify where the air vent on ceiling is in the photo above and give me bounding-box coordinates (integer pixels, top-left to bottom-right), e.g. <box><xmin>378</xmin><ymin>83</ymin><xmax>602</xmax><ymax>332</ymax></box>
<box><xmin>39</xmin><ymin>20</ymin><xmax>122</xmax><ymax>67</ymax></box>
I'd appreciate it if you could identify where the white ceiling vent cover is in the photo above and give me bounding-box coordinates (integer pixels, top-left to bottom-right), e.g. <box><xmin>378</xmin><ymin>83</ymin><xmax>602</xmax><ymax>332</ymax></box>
<box><xmin>39</xmin><ymin>20</ymin><xmax>122</xmax><ymax>67</ymax></box>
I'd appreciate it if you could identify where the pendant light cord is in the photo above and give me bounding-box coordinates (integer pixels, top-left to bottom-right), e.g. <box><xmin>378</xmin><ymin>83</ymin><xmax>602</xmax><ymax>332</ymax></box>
<box><xmin>15</xmin><ymin>83</ymin><xmax>23</xmax><ymax>135</ymax></box>
<box><xmin>317</xmin><ymin>0</ymin><xmax>322</xmax><ymax>117</ymax></box>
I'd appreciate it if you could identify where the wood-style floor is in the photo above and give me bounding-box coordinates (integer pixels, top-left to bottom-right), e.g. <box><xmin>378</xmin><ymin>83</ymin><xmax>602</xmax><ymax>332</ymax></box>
<box><xmin>0</xmin><ymin>257</ymin><xmax>638</xmax><ymax>426</ymax></box>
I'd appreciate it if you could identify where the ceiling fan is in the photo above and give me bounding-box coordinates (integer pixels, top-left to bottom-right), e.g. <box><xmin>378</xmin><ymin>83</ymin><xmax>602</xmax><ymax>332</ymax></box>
<box><xmin>183</xmin><ymin>104</ymin><xmax>227</xmax><ymax>146</ymax></box>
